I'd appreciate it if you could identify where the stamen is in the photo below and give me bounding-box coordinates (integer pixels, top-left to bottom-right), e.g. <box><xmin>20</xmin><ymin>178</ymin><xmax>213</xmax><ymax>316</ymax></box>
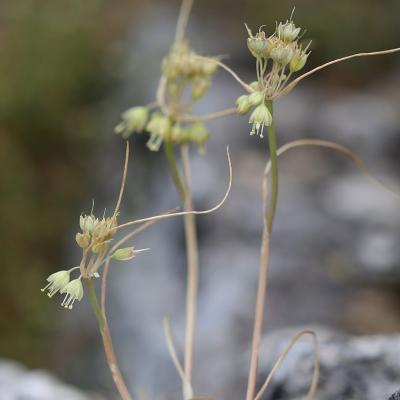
<box><xmin>41</xmin><ymin>282</ymin><xmax>51</xmax><ymax>292</ymax></box>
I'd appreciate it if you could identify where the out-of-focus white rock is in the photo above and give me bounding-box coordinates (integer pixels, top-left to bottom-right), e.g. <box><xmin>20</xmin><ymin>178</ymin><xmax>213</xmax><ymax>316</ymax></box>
<box><xmin>0</xmin><ymin>359</ymin><xmax>96</xmax><ymax>400</ymax></box>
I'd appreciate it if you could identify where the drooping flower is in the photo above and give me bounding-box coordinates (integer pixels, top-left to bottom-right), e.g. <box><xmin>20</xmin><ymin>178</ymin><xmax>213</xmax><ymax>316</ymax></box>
<box><xmin>146</xmin><ymin>113</ymin><xmax>172</xmax><ymax>151</ymax></box>
<box><xmin>114</xmin><ymin>107</ymin><xmax>149</xmax><ymax>139</ymax></box>
<box><xmin>249</xmin><ymin>104</ymin><xmax>273</xmax><ymax>138</ymax></box>
<box><xmin>41</xmin><ymin>270</ymin><xmax>71</xmax><ymax>298</ymax></box>
<box><xmin>60</xmin><ymin>278</ymin><xmax>84</xmax><ymax>310</ymax></box>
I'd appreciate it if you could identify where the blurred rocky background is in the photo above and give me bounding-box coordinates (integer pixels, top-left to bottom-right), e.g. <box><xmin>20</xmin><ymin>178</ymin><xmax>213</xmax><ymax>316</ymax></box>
<box><xmin>1</xmin><ymin>0</ymin><xmax>400</xmax><ymax>399</ymax></box>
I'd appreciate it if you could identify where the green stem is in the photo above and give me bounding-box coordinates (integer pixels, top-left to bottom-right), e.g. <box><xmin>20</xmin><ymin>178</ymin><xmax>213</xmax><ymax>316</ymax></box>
<box><xmin>85</xmin><ymin>278</ymin><xmax>105</xmax><ymax>334</ymax></box>
<box><xmin>164</xmin><ymin>141</ymin><xmax>186</xmax><ymax>199</ymax></box>
<box><xmin>266</xmin><ymin>100</ymin><xmax>278</xmax><ymax>232</ymax></box>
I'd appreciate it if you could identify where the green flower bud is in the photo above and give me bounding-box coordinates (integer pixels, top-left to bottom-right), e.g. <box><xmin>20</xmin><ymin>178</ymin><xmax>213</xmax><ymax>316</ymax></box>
<box><xmin>201</xmin><ymin>58</ymin><xmax>218</xmax><ymax>76</ymax></box>
<box><xmin>249</xmin><ymin>104</ymin><xmax>272</xmax><ymax>138</ymax></box>
<box><xmin>162</xmin><ymin>57</ymin><xmax>180</xmax><ymax>79</ymax></box>
<box><xmin>189</xmin><ymin>122</ymin><xmax>209</xmax><ymax>144</ymax></box>
<box><xmin>270</xmin><ymin>43</ymin><xmax>294</xmax><ymax>66</ymax></box>
<box><xmin>60</xmin><ymin>278</ymin><xmax>84</xmax><ymax>309</ymax></box>
<box><xmin>247</xmin><ymin>31</ymin><xmax>272</xmax><ymax>58</ymax></box>
<box><xmin>167</xmin><ymin>81</ymin><xmax>180</xmax><ymax>97</ymax></box>
<box><xmin>112</xmin><ymin>247</ymin><xmax>137</xmax><ymax>261</ymax></box>
<box><xmin>191</xmin><ymin>77</ymin><xmax>210</xmax><ymax>100</ymax></box>
<box><xmin>289</xmin><ymin>50</ymin><xmax>309</xmax><ymax>72</ymax></box>
<box><xmin>92</xmin><ymin>241</ymin><xmax>107</xmax><ymax>254</ymax></box>
<box><xmin>277</xmin><ymin>21</ymin><xmax>301</xmax><ymax>43</ymax></box>
<box><xmin>249</xmin><ymin>81</ymin><xmax>261</xmax><ymax>91</ymax></box>
<box><xmin>80</xmin><ymin>214</ymin><xmax>96</xmax><ymax>234</ymax></box>
<box><xmin>41</xmin><ymin>270</ymin><xmax>71</xmax><ymax>298</ymax></box>
<box><xmin>248</xmin><ymin>91</ymin><xmax>264</xmax><ymax>107</ymax></box>
<box><xmin>171</xmin><ymin>123</ymin><xmax>190</xmax><ymax>143</ymax></box>
<box><xmin>187</xmin><ymin>53</ymin><xmax>203</xmax><ymax>76</ymax></box>
<box><xmin>236</xmin><ymin>94</ymin><xmax>251</xmax><ymax>115</ymax></box>
<box><xmin>75</xmin><ymin>232</ymin><xmax>90</xmax><ymax>248</ymax></box>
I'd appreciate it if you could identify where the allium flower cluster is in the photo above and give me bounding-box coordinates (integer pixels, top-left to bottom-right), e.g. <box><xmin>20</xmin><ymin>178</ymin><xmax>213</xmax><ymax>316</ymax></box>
<box><xmin>76</xmin><ymin>214</ymin><xmax>118</xmax><ymax>254</ymax></box>
<box><xmin>115</xmin><ymin>40</ymin><xmax>217</xmax><ymax>152</ymax></box>
<box><xmin>42</xmin><ymin>212</ymin><xmax>145</xmax><ymax>309</ymax></box>
<box><xmin>236</xmin><ymin>15</ymin><xmax>310</xmax><ymax>137</ymax></box>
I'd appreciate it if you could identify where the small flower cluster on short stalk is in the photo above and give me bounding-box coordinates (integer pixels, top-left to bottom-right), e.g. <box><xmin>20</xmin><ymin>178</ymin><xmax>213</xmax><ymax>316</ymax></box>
<box><xmin>115</xmin><ymin>40</ymin><xmax>217</xmax><ymax>153</ymax></box>
<box><xmin>41</xmin><ymin>212</ymin><xmax>147</xmax><ymax>309</ymax></box>
<box><xmin>162</xmin><ymin>40</ymin><xmax>218</xmax><ymax>101</ymax></box>
<box><xmin>76</xmin><ymin>214</ymin><xmax>118</xmax><ymax>255</ymax></box>
<box><xmin>236</xmin><ymin>15</ymin><xmax>310</xmax><ymax>137</ymax></box>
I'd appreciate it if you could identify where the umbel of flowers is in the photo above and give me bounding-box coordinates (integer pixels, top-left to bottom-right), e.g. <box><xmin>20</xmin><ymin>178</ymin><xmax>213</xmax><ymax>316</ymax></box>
<box><xmin>236</xmin><ymin>17</ymin><xmax>310</xmax><ymax>138</ymax></box>
<box><xmin>41</xmin><ymin>213</ymin><xmax>144</xmax><ymax>309</ymax></box>
<box><xmin>115</xmin><ymin>40</ymin><xmax>218</xmax><ymax>153</ymax></box>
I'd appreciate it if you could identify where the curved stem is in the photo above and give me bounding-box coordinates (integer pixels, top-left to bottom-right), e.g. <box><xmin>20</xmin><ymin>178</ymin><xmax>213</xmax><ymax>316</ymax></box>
<box><xmin>86</xmin><ymin>279</ymin><xmax>133</xmax><ymax>400</ymax></box>
<box><xmin>164</xmin><ymin>141</ymin><xmax>186</xmax><ymax>199</ymax></box>
<box><xmin>266</xmin><ymin>101</ymin><xmax>278</xmax><ymax>232</ymax></box>
<box><xmin>179</xmin><ymin>107</ymin><xmax>236</xmax><ymax>122</ymax></box>
<box><xmin>278</xmin><ymin>47</ymin><xmax>400</xmax><ymax>98</ymax></box>
<box><xmin>195</xmin><ymin>55</ymin><xmax>253</xmax><ymax>92</ymax></box>
<box><xmin>264</xmin><ymin>138</ymin><xmax>400</xmax><ymax>201</ymax></box>
<box><xmin>254</xmin><ymin>330</ymin><xmax>319</xmax><ymax>400</ymax></box>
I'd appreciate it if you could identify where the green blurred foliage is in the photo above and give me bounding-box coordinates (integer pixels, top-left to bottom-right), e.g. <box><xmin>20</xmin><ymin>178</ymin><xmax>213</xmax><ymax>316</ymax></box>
<box><xmin>0</xmin><ymin>0</ymin><xmax>136</xmax><ymax>366</ymax></box>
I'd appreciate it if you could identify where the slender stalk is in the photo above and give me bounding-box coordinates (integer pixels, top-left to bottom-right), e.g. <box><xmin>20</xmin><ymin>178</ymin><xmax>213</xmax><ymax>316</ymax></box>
<box><xmin>266</xmin><ymin>101</ymin><xmax>278</xmax><ymax>232</ymax></box>
<box><xmin>175</xmin><ymin>0</ymin><xmax>194</xmax><ymax>42</ymax></box>
<box><xmin>163</xmin><ymin>142</ymin><xmax>199</xmax><ymax>397</ymax></box>
<box><xmin>245</xmin><ymin>223</ymin><xmax>271</xmax><ymax>400</ymax></box>
<box><xmin>180</xmin><ymin>144</ymin><xmax>199</xmax><ymax>390</ymax></box>
<box><xmin>246</xmin><ymin>101</ymin><xmax>278</xmax><ymax>400</ymax></box>
<box><xmin>86</xmin><ymin>279</ymin><xmax>133</xmax><ymax>400</ymax></box>
<box><xmin>164</xmin><ymin>141</ymin><xmax>186</xmax><ymax>199</ymax></box>
<box><xmin>86</xmin><ymin>278</ymin><xmax>105</xmax><ymax>334</ymax></box>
